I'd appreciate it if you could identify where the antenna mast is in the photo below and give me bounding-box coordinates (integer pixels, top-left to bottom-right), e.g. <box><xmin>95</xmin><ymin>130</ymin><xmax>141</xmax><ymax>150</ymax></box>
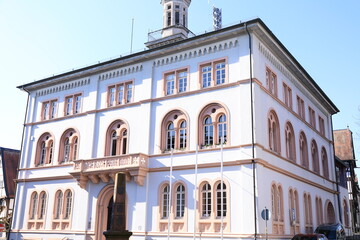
<box><xmin>213</xmin><ymin>6</ymin><xmax>222</xmax><ymax>30</ymax></box>
<box><xmin>130</xmin><ymin>18</ymin><xmax>134</xmax><ymax>53</ymax></box>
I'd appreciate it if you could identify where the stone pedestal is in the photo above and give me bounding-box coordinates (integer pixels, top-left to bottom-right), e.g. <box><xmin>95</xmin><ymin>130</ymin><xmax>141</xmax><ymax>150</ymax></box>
<box><xmin>103</xmin><ymin>172</ymin><xmax>132</xmax><ymax>240</ymax></box>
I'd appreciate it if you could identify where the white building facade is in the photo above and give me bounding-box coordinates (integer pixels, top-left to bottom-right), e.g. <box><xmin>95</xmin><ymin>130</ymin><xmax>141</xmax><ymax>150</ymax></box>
<box><xmin>10</xmin><ymin>1</ymin><xmax>347</xmax><ymax>239</ymax></box>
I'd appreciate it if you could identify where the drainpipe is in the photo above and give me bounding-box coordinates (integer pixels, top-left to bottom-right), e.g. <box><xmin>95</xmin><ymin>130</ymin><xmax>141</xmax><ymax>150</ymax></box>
<box><xmin>10</xmin><ymin>87</ymin><xmax>30</xmax><ymax>240</ymax></box>
<box><xmin>331</xmin><ymin>116</ymin><xmax>342</xmax><ymax>224</ymax></box>
<box><xmin>245</xmin><ymin>23</ymin><xmax>257</xmax><ymax>240</ymax></box>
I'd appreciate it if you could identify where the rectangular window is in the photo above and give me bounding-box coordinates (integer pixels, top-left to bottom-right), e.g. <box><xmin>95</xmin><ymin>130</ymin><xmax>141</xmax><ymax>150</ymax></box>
<box><xmin>164</xmin><ymin>68</ymin><xmax>188</xmax><ymax>96</ymax></box>
<box><xmin>266</xmin><ymin>67</ymin><xmax>277</xmax><ymax>97</ymax></box>
<box><xmin>107</xmin><ymin>80</ymin><xmax>134</xmax><ymax>107</ymax></box>
<box><xmin>309</xmin><ymin>107</ymin><xmax>316</xmax><ymax>128</ymax></box>
<box><xmin>167</xmin><ymin>11</ymin><xmax>171</xmax><ymax>26</ymax></box>
<box><xmin>65</xmin><ymin>94</ymin><xmax>82</xmax><ymax>116</ymax></box>
<box><xmin>175</xmin><ymin>11</ymin><xmax>180</xmax><ymax>25</ymax></box>
<box><xmin>200</xmin><ymin>59</ymin><xmax>227</xmax><ymax>89</ymax></box>
<box><xmin>319</xmin><ymin>116</ymin><xmax>325</xmax><ymax>136</ymax></box>
<box><xmin>297</xmin><ymin>95</ymin><xmax>305</xmax><ymax>119</ymax></box>
<box><xmin>283</xmin><ymin>83</ymin><xmax>292</xmax><ymax>109</ymax></box>
<box><xmin>42</xmin><ymin>99</ymin><xmax>57</xmax><ymax>120</ymax></box>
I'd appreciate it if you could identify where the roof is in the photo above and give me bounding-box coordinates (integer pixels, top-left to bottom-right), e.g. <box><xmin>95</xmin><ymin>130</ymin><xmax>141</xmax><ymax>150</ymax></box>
<box><xmin>17</xmin><ymin>18</ymin><xmax>339</xmax><ymax>114</ymax></box>
<box><xmin>333</xmin><ymin>128</ymin><xmax>356</xmax><ymax>161</ymax></box>
<box><xmin>0</xmin><ymin>147</ymin><xmax>20</xmax><ymax>198</ymax></box>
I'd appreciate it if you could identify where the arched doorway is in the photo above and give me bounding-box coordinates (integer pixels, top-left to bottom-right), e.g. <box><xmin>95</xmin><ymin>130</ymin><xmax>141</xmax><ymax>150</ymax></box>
<box><xmin>95</xmin><ymin>185</ymin><xmax>114</xmax><ymax>240</ymax></box>
<box><xmin>326</xmin><ymin>201</ymin><xmax>336</xmax><ymax>224</ymax></box>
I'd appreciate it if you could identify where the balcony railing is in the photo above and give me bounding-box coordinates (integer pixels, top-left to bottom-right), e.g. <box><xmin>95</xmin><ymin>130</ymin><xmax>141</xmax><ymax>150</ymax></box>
<box><xmin>70</xmin><ymin>153</ymin><xmax>149</xmax><ymax>188</ymax></box>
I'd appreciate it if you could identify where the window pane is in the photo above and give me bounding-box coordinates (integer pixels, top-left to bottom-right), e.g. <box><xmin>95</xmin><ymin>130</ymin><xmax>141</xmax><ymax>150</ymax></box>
<box><xmin>66</xmin><ymin>97</ymin><xmax>73</xmax><ymax>115</ymax></box>
<box><xmin>162</xmin><ymin>185</ymin><xmax>169</xmax><ymax>218</ymax></box>
<box><xmin>118</xmin><ymin>85</ymin><xmax>124</xmax><ymax>104</ymax></box>
<box><xmin>202</xmin><ymin>66</ymin><xmax>212</xmax><ymax>88</ymax></box>
<box><xmin>43</xmin><ymin>103</ymin><xmax>49</xmax><ymax>120</ymax></box>
<box><xmin>109</xmin><ymin>87</ymin><xmax>116</xmax><ymax>106</ymax></box>
<box><xmin>126</xmin><ymin>83</ymin><xmax>133</xmax><ymax>103</ymax></box>
<box><xmin>166</xmin><ymin>74</ymin><xmax>175</xmax><ymax>95</ymax></box>
<box><xmin>178</xmin><ymin>71</ymin><xmax>187</xmax><ymax>93</ymax></box>
<box><xmin>64</xmin><ymin>191</ymin><xmax>72</xmax><ymax>219</ymax></box>
<box><xmin>167</xmin><ymin>122</ymin><xmax>175</xmax><ymax>150</ymax></box>
<box><xmin>30</xmin><ymin>193</ymin><xmax>38</xmax><ymax>219</ymax></box>
<box><xmin>75</xmin><ymin>95</ymin><xmax>81</xmax><ymax>114</ymax></box>
<box><xmin>179</xmin><ymin>121</ymin><xmax>187</xmax><ymax>149</ymax></box>
<box><xmin>50</xmin><ymin>101</ymin><xmax>57</xmax><ymax>119</ymax></box>
<box><xmin>39</xmin><ymin>193</ymin><xmax>46</xmax><ymax>219</ymax></box>
<box><xmin>215</xmin><ymin>62</ymin><xmax>225</xmax><ymax>85</ymax></box>
<box><xmin>204</xmin><ymin>117</ymin><xmax>213</xmax><ymax>145</ymax></box>
<box><xmin>55</xmin><ymin>192</ymin><xmax>63</xmax><ymax>219</ymax></box>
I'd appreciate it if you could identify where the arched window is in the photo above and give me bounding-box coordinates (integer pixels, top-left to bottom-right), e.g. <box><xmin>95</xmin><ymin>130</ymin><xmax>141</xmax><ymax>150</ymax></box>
<box><xmin>299</xmin><ymin>132</ymin><xmax>309</xmax><ymax>168</ymax></box>
<box><xmin>201</xmin><ymin>182</ymin><xmax>211</xmax><ymax>218</ymax></box>
<box><xmin>35</xmin><ymin>133</ymin><xmax>54</xmax><ymax>166</ymax></box>
<box><xmin>321</xmin><ymin>147</ymin><xmax>329</xmax><ymax>179</ymax></box>
<box><xmin>316</xmin><ymin>197</ymin><xmax>323</xmax><ymax>226</ymax></box>
<box><xmin>268</xmin><ymin>111</ymin><xmax>281</xmax><ymax>154</ymax></box>
<box><xmin>105</xmin><ymin>120</ymin><xmax>128</xmax><ymax>156</ymax></box>
<box><xmin>161</xmin><ymin>184</ymin><xmax>170</xmax><ymax>219</ymax></box>
<box><xmin>52</xmin><ymin>189</ymin><xmax>73</xmax><ymax>230</ymax></box>
<box><xmin>167</xmin><ymin>122</ymin><xmax>175</xmax><ymax>150</ymax></box>
<box><xmin>215</xmin><ymin>182</ymin><xmax>227</xmax><ymax>218</ymax></box>
<box><xmin>311</xmin><ymin>140</ymin><xmax>320</xmax><ymax>173</ymax></box>
<box><xmin>27</xmin><ymin>191</ymin><xmax>47</xmax><ymax>230</ymax></box>
<box><xmin>64</xmin><ymin>190</ymin><xmax>73</xmax><ymax>219</ymax></box>
<box><xmin>59</xmin><ymin>129</ymin><xmax>79</xmax><ymax>164</ymax></box>
<box><xmin>30</xmin><ymin>192</ymin><xmax>38</xmax><ymax>220</ymax></box>
<box><xmin>38</xmin><ymin>191</ymin><xmax>47</xmax><ymax>220</ymax></box>
<box><xmin>197</xmin><ymin>180</ymin><xmax>230</xmax><ymax>233</ymax></box>
<box><xmin>54</xmin><ymin>191</ymin><xmax>63</xmax><ymax>219</ymax></box>
<box><xmin>285</xmin><ymin>122</ymin><xmax>296</xmax><ymax>161</ymax></box>
<box><xmin>304</xmin><ymin>193</ymin><xmax>313</xmax><ymax>233</ymax></box>
<box><xmin>198</xmin><ymin>103</ymin><xmax>229</xmax><ymax>148</ymax></box>
<box><xmin>326</xmin><ymin>201</ymin><xmax>336</xmax><ymax>224</ymax></box>
<box><xmin>161</xmin><ymin>110</ymin><xmax>188</xmax><ymax>152</ymax></box>
<box><xmin>40</xmin><ymin>142</ymin><xmax>46</xmax><ymax>165</ymax></box>
<box><xmin>289</xmin><ymin>188</ymin><xmax>300</xmax><ymax>235</ymax></box>
<box><xmin>179</xmin><ymin>121</ymin><xmax>187</xmax><ymax>149</ymax></box>
<box><xmin>217</xmin><ymin>114</ymin><xmax>227</xmax><ymax>144</ymax></box>
<box><xmin>175</xmin><ymin>184</ymin><xmax>185</xmax><ymax>218</ymax></box>
<box><xmin>271</xmin><ymin>183</ymin><xmax>284</xmax><ymax>234</ymax></box>
<box><xmin>204</xmin><ymin>116</ymin><xmax>213</xmax><ymax>146</ymax></box>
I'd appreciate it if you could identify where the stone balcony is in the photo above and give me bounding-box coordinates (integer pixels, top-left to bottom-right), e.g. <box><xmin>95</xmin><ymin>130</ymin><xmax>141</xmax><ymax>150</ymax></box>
<box><xmin>70</xmin><ymin>153</ymin><xmax>149</xmax><ymax>188</ymax></box>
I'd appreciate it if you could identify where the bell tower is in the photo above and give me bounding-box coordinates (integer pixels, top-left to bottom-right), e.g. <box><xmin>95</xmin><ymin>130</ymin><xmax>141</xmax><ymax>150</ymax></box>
<box><xmin>161</xmin><ymin>0</ymin><xmax>191</xmax><ymax>38</ymax></box>
<box><xmin>146</xmin><ymin>0</ymin><xmax>192</xmax><ymax>49</ymax></box>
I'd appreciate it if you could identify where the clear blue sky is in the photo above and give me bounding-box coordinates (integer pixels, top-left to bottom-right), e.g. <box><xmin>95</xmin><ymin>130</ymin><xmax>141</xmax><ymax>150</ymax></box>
<box><xmin>1</xmin><ymin>0</ymin><xmax>359</xmax><ymax>160</ymax></box>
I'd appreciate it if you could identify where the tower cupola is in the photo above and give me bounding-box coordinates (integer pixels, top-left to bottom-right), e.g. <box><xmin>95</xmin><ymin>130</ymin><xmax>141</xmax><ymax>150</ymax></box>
<box><xmin>161</xmin><ymin>0</ymin><xmax>191</xmax><ymax>38</ymax></box>
<box><xmin>145</xmin><ymin>0</ymin><xmax>193</xmax><ymax>49</ymax></box>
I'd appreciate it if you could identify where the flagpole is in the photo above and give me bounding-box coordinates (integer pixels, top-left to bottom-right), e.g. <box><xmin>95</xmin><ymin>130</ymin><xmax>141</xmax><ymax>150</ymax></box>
<box><xmin>193</xmin><ymin>144</ymin><xmax>199</xmax><ymax>240</ymax></box>
<box><xmin>167</xmin><ymin>148</ymin><xmax>174</xmax><ymax>240</ymax></box>
<box><xmin>221</xmin><ymin>136</ymin><xmax>224</xmax><ymax>240</ymax></box>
